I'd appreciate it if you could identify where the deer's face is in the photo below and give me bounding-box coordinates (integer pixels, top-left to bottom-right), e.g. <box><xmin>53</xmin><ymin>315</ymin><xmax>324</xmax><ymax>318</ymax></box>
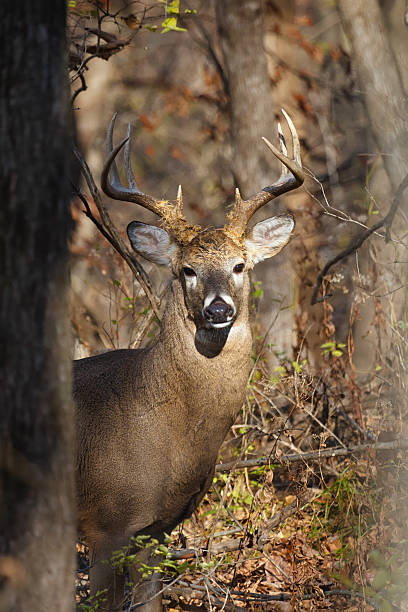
<box><xmin>127</xmin><ymin>216</ymin><xmax>294</xmax><ymax>331</ymax></box>
<box><xmin>177</xmin><ymin>231</ymin><xmax>248</xmax><ymax>330</ymax></box>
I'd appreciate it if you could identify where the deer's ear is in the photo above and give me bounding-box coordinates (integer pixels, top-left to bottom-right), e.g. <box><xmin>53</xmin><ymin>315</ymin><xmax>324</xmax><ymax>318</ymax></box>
<box><xmin>245</xmin><ymin>215</ymin><xmax>294</xmax><ymax>265</ymax></box>
<box><xmin>127</xmin><ymin>221</ymin><xmax>178</xmax><ymax>266</ymax></box>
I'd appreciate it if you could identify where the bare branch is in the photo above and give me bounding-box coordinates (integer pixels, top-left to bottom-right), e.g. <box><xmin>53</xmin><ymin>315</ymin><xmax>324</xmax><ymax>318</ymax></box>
<box><xmin>73</xmin><ymin>148</ymin><xmax>162</xmax><ymax>323</ymax></box>
<box><xmin>71</xmin><ymin>72</ymin><xmax>87</xmax><ymax>106</ymax></box>
<box><xmin>215</xmin><ymin>438</ymin><xmax>408</xmax><ymax>472</ymax></box>
<box><xmin>166</xmin><ymin>581</ymin><xmax>369</xmax><ymax>609</ymax></box>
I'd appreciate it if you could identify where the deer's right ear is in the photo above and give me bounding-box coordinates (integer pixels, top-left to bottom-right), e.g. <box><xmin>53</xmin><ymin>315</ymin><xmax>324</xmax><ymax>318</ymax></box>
<box><xmin>127</xmin><ymin>221</ymin><xmax>178</xmax><ymax>266</ymax></box>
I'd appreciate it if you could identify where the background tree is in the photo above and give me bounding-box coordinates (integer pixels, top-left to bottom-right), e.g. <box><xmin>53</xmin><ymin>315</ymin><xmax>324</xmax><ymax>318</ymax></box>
<box><xmin>215</xmin><ymin>0</ymin><xmax>297</xmax><ymax>359</ymax></box>
<box><xmin>337</xmin><ymin>0</ymin><xmax>408</xmax><ymax>379</ymax></box>
<box><xmin>0</xmin><ymin>2</ymin><xmax>75</xmax><ymax>610</ymax></box>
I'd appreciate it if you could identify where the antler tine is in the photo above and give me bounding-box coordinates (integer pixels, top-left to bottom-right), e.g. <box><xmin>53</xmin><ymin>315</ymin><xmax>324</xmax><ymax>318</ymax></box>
<box><xmin>106</xmin><ymin>112</ymin><xmax>121</xmax><ymax>187</ymax></box>
<box><xmin>277</xmin><ymin>121</ymin><xmax>289</xmax><ymax>176</ymax></box>
<box><xmin>281</xmin><ymin>108</ymin><xmax>301</xmax><ymax>166</ymax></box>
<box><xmin>101</xmin><ymin>114</ymin><xmax>167</xmax><ymax>215</ymax></box>
<box><xmin>124</xmin><ymin>123</ymin><xmax>138</xmax><ymax>190</ymax></box>
<box><xmin>176</xmin><ymin>184</ymin><xmax>183</xmax><ymax>214</ymax></box>
<box><xmin>224</xmin><ymin>110</ymin><xmax>304</xmax><ymax>239</ymax></box>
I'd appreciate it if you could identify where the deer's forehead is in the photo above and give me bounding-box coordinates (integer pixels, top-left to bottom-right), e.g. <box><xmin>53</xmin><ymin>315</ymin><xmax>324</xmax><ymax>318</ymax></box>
<box><xmin>181</xmin><ymin>231</ymin><xmax>246</xmax><ymax>266</ymax></box>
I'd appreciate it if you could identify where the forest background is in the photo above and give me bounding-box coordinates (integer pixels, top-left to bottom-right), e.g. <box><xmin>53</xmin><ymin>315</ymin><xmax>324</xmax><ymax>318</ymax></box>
<box><xmin>1</xmin><ymin>1</ymin><xmax>408</xmax><ymax>611</ymax></box>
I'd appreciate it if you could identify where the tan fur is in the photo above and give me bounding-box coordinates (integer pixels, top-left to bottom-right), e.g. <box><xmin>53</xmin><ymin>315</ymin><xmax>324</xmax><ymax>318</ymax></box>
<box><xmin>74</xmin><ymin>271</ymin><xmax>252</xmax><ymax>611</ymax></box>
<box><xmin>172</xmin><ymin>229</ymin><xmax>247</xmax><ymax>271</ymax></box>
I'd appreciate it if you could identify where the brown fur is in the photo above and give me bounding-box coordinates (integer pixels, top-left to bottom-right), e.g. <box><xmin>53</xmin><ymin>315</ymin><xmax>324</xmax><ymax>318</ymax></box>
<box><xmin>74</xmin><ymin>274</ymin><xmax>252</xmax><ymax>610</ymax></box>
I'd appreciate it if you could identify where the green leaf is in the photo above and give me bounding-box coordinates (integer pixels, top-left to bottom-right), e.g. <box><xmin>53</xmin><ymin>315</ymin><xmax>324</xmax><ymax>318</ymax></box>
<box><xmin>159</xmin><ymin>0</ymin><xmax>181</xmax><ymax>12</ymax></box>
<box><xmin>166</xmin><ymin>0</ymin><xmax>181</xmax><ymax>15</ymax></box>
<box><xmin>161</xmin><ymin>17</ymin><xmax>187</xmax><ymax>33</ymax></box>
<box><xmin>292</xmin><ymin>360</ymin><xmax>302</xmax><ymax>373</ymax></box>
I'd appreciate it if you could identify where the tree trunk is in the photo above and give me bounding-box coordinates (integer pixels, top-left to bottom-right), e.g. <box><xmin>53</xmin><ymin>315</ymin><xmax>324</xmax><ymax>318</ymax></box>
<box><xmin>337</xmin><ymin>0</ymin><xmax>408</xmax><ymax>193</ymax></box>
<box><xmin>0</xmin><ymin>2</ymin><xmax>75</xmax><ymax>611</ymax></box>
<box><xmin>337</xmin><ymin>0</ymin><xmax>408</xmax><ymax>378</ymax></box>
<box><xmin>216</xmin><ymin>0</ymin><xmax>296</xmax><ymax>360</ymax></box>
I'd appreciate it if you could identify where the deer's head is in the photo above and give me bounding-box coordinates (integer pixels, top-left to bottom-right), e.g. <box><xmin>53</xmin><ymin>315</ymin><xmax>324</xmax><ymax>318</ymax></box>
<box><xmin>102</xmin><ymin>112</ymin><xmax>304</xmax><ymax>348</ymax></box>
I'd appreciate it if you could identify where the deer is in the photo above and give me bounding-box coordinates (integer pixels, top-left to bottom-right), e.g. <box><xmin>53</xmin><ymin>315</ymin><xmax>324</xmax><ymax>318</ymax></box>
<box><xmin>73</xmin><ymin>110</ymin><xmax>304</xmax><ymax>611</ymax></box>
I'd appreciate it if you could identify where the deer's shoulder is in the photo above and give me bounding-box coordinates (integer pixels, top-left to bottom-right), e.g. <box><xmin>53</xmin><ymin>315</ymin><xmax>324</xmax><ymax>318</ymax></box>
<box><xmin>73</xmin><ymin>349</ymin><xmax>147</xmax><ymax>411</ymax></box>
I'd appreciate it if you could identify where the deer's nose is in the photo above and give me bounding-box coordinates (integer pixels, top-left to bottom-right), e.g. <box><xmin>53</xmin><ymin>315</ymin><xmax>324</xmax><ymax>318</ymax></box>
<box><xmin>203</xmin><ymin>297</ymin><xmax>235</xmax><ymax>324</ymax></box>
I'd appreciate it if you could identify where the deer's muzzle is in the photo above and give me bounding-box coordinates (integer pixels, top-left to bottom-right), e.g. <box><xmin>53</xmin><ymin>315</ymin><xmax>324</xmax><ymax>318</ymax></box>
<box><xmin>203</xmin><ymin>297</ymin><xmax>235</xmax><ymax>328</ymax></box>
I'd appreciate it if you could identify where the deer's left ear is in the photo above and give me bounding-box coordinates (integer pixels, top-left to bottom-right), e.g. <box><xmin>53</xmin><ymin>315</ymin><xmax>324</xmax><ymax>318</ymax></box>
<box><xmin>244</xmin><ymin>215</ymin><xmax>294</xmax><ymax>265</ymax></box>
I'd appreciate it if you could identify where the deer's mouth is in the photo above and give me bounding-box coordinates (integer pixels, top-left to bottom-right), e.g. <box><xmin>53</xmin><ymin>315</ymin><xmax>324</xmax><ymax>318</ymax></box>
<box><xmin>211</xmin><ymin>320</ymin><xmax>233</xmax><ymax>329</ymax></box>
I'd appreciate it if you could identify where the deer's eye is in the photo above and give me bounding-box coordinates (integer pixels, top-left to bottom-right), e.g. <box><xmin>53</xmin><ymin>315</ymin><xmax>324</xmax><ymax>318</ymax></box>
<box><xmin>233</xmin><ymin>263</ymin><xmax>245</xmax><ymax>274</ymax></box>
<box><xmin>183</xmin><ymin>266</ymin><xmax>196</xmax><ymax>277</ymax></box>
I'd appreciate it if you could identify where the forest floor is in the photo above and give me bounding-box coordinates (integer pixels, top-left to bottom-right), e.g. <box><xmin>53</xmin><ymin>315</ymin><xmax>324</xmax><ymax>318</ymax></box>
<box><xmin>76</xmin><ymin>337</ymin><xmax>408</xmax><ymax>612</ymax></box>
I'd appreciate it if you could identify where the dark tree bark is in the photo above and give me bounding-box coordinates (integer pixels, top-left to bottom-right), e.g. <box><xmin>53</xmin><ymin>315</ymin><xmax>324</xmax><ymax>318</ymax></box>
<box><xmin>0</xmin><ymin>2</ymin><xmax>75</xmax><ymax>611</ymax></box>
<box><xmin>216</xmin><ymin>0</ymin><xmax>296</xmax><ymax>358</ymax></box>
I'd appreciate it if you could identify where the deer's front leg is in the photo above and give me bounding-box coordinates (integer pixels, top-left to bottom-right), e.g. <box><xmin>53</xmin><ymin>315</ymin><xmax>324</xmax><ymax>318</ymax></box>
<box><xmin>129</xmin><ymin>545</ymin><xmax>163</xmax><ymax>612</ymax></box>
<box><xmin>88</xmin><ymin>536</ymin><xmax>128</xmax><ymax>611</ymax></box>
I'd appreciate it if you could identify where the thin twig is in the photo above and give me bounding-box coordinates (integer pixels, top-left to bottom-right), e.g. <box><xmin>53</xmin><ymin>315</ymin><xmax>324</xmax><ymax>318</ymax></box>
<box><xmin>168</xmin><ymin>489</ymin><xmax>319</xmax><ymax>560</ymax></box>
<box><xmin>311</xmin><ymin>172</ymin><xmax>408</xmax><ymax>304</ymax></box>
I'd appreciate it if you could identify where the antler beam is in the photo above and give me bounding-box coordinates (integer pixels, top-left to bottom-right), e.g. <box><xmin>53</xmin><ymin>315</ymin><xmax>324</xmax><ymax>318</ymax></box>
<box><xmin>101</xmin><ymin>114</ymin><xmax>200</xmax><ymax>244</ymax></box>
<box><xmin>101</xmin><ymin>113</ymin><xmax>167</xmax><ymax>214</ymax></box>
<box><xmin>224</xmin><ymin>109</ymin><xmax>304</xmax><ymax>238</ymax></box>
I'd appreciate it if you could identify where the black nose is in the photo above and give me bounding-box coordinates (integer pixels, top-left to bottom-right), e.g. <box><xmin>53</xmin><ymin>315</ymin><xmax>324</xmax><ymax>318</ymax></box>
<box><xmin>203</xmin><ymin>298</ymin><xmax>234</xmax><ymax>323</ymax></box>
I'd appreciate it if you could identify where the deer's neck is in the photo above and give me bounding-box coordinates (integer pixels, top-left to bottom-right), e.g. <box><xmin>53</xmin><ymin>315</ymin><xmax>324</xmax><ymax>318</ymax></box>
<box><xmin>159</xmin><ymin>278</ymin><xmax>252</xmax><ymax>364</ymax></box>
<box><xmin>144</xmin><ymin>279</ymin><xmax>252</xmax><ymax>426</ymax></box>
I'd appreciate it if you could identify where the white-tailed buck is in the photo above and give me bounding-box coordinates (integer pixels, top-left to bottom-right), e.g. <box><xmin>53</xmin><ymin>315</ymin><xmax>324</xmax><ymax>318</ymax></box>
<box><xmin>74</xmin><ymin>110</ymin><xmax>304</xmax><ymax>611</ymax></box>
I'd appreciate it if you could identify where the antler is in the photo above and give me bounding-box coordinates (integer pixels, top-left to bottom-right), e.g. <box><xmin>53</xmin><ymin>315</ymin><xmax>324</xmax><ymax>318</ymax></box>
<box><xmin>101</xmin><ymin>114</ymin><xmax>200</xmax><ymax>244</ymax></box>
<box><xmin>224</xmin><ymin>109</ymin><xmax>304</xmax><ymax>239</ymax></box>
